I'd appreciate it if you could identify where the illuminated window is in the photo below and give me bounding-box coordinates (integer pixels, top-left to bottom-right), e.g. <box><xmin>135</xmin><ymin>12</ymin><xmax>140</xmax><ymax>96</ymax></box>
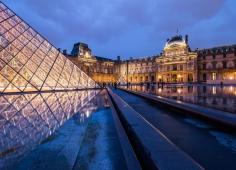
<box><xmin>212</xmin><ymin>73</ymin><xmax>217</xmax><ymax>80</ymax></box>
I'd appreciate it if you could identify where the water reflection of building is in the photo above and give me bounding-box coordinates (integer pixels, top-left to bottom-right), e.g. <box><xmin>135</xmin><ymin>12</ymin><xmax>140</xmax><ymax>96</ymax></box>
<box><xmin>129</xmin><ymin>85</ymin><xmax>236</xmax><ymax>113</ymax></box>
<box><xmin>156</xmin><ymin>35</ymin><xmax>198</xmax><ymax>83</ymax></box>
<box><xmin>65</xmin><ymin>36</ymin><xmax>236</xmax><ymax>85</ymax></box>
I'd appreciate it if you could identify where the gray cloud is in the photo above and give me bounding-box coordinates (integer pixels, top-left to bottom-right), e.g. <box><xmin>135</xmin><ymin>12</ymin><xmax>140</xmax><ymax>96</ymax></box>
<box><xmin>3</xmin><ymin>0</ymin><xmax>235</xmax><ymax>58</ymax></box>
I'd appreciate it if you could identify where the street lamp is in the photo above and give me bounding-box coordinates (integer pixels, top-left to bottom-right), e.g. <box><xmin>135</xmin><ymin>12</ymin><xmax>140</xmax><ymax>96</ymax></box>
<box><xmin>126</xmin><ymin>60</ymin><xmax>129</xmax><ymax>89</ymax></box>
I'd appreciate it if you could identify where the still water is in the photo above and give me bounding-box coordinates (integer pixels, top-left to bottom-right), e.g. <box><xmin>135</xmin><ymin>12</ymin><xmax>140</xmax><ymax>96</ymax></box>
<box><xmin>125</xmin><ymin>84</ymin><xmax>236</xmax><ymax>113</ymax></box>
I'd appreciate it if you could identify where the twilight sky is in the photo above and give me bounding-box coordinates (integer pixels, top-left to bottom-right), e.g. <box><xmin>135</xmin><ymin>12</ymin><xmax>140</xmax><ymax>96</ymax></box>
<box><xmin>3</xmin><ymin>0</ymin><xmax>236</xmax><ymax>59</ymax></box>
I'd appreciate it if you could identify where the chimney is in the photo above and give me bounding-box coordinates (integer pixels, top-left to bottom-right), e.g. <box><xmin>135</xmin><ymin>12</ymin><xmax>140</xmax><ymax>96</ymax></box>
<box><xmin>117</xmin><ymin>56</ymin><xmax>121</xmax><ymax>61</ymax></box>
<box><xmin>63</xmin><ymin>49</ymin><xmax>67</xmax><ymax>55</ymax></box>
<box><xmin>185</xmin><ymin>35</ymin><xmax>189</xmax><ymax>44</ymax></box>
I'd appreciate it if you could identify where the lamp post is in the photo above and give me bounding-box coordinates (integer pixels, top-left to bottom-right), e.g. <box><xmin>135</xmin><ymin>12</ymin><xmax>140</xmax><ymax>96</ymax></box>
<box><xmin>126</xmin><ymin>60</ymin><xmax>129</xmax><ymax>89</ymax></box>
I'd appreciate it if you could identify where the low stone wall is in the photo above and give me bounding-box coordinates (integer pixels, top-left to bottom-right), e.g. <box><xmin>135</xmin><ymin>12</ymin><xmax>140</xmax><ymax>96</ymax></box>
<box><xmin>207</xmin><ymin>80</ymin><xmax>236</xmax><ymax>84</ymax></box>
<box><xmin>107</xmin><ymin>88</ymin><xmax>203</xmax><ymax>170</ymax></box>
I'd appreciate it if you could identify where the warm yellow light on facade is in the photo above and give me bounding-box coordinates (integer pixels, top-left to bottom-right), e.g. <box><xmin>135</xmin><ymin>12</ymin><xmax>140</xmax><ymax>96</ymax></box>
<box><xmin>177</xmin><ymin>89</ymin><xmax>182</xmax><ymax>94</ymax></box>
<box><xmin>212</xmin><ymin>86</ymin><xmax>217</xmax><ymax>94</ymax></box>
<box><xmin>229</xmin><ymin>76</ymin><xmax>233</xmax><ymax>80</ymax></box>
<box><xmin>177</xmin><ymin>74</ymin><xmax>182</xmax><ymax>78</ymax></box>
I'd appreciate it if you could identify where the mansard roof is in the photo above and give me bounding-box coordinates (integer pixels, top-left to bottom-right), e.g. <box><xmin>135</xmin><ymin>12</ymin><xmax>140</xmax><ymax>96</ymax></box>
<box><xmin>71</xmin><ymin>42</ymin><xmax>91</xmax><ymax>56</ymax></box>
<box><xmin>95</xmin><ymin>56</ymin><xmax>115</xmax><ymax>62</ymax></box>
<box><xmin>168</xmin><ymin>35</ymin><xmax>184</xmax><ymax>44</ymax></box>
<box><xmin>197</xmin><ymin>44</ymin><xmax>236</xmax><ymax>56</ymax></box>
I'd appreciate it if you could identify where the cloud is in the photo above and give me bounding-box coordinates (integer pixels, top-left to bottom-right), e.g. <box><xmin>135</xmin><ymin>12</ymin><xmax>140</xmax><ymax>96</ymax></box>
<box><xmin>2</xmin><ymin>0</ymin><xmax>236</xmax><ymax>58</ymax></box>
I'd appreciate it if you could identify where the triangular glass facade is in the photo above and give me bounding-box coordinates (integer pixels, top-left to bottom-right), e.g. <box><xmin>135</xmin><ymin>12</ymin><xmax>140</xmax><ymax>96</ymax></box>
<box><xmin>0</xmin><ymin>2</ymin><xmax>98</xmax><ymax>93</ymax></box>
<box><xmin>0</xmin><ymin>90</ymin><xmax>99</xmax><ymax>166</ymax></box>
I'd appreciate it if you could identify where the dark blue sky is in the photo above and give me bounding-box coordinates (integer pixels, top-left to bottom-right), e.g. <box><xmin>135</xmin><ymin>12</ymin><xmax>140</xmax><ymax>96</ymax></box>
<box><xmin>3</xmin><ymin>0</ymin><xmax>236</xmax><ymax>59</ymax></box>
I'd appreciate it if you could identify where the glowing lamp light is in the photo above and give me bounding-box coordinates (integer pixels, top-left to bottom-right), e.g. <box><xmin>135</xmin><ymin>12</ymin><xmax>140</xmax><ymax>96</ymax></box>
<box><xmin>212</xmin><ymin>87</ymin><xmax>216</xmax><ymax>95</ymax></box>
<box><xmin>229</xmin><ymin>76</ymin><xmax>233</xmax><ymax>80</ymax></box>
<box><xmin>85</xmin><ymin>110</ymin><xmax>90</xmax><ymax>118</ymax></box>
<box><xmin>177</xmin><ymin>89</ymin><xmax>182</xmax><ymax>94</ymax></box>
<box><xmin>158</xmin><ymin>88</ymin><xmax>162</xmax><ymax>93</ymax></box>
<box><xmin>177</xmin><ymin>74</ymin><xmax>181</xmax><ymax>78</ymax></box>
<box><xmin>177</xmin><ymin>100</ymin><xmax>182</xmax><ymax>104</ymax></box>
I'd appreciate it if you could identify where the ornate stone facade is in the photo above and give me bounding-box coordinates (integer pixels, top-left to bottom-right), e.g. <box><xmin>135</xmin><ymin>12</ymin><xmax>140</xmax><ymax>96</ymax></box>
<box><xmin>65</xmin><ymin>37</ymin><xmax>236</xmax><ymax>85</ymax></box>
<box><xmin>156</xmin><ymin>35</ymin><xmax>198</xmax><ymax>83</ymax></box>
<box><xmin>66</xmin><ymin>43</ymin><xmax>118</xmax><ymax>85</ymax></box>
<box><xmin>117</xmin><ymin>57</ymin><xmax>157</xmax><ymax>84</ymax></box>
<box><xmin>197</xmin><ymin>45</ymin><xmax>236</xmax><ymax>84</ymax></box>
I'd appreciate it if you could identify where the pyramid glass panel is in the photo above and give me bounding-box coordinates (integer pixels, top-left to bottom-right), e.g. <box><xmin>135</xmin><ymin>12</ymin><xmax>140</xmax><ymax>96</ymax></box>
<box><xmin>0</xmin><ymin>89</ymin><xmax>99</xmax><ymax>167</ymax></box>
<box><xmin>0</xmin><ymin>2</ymin><xmax>98</xmax><ymax>93</ymax></box>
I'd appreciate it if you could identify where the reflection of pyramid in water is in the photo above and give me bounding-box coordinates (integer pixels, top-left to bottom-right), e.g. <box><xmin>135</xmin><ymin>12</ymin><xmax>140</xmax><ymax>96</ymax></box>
<box><xmin>0</xmin><ymin>2</ymin><xmax>98</xmax><ymax>93</ymax></box>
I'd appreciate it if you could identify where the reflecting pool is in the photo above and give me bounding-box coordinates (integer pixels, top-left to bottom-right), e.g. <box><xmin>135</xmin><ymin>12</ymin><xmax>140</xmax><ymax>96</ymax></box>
<box><xmin>0</xmin><ymin>89</ymin><xmax>100</xmax><ymax>169</ymax></box>
<box><xmin>125</xmin><ymin>84</ymin><xmax>236</xmax><ymax>113</ymax></box>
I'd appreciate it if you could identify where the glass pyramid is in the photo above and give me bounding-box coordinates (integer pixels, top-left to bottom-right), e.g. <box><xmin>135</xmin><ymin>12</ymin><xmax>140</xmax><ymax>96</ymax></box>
<box><xmin>0</xmin><ymin>89</ymin><xmax>99</xmax><ymax>166</ymax></box>
<box><xmin>0</xmin><ymin>2</ymin><xmax>98</xmax><ymax>93</ymax></box>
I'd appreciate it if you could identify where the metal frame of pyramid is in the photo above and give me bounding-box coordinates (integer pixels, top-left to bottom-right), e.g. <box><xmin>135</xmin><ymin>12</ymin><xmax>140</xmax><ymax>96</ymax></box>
<box><xmin>0</xmin><ymin>2</ymin><xmax>98</xmax><ymax>93</ymax></box>
<box><xmin>0</xmin><ymin>89</ymin><xmax>99</xmax><ymax>165</ymax></box>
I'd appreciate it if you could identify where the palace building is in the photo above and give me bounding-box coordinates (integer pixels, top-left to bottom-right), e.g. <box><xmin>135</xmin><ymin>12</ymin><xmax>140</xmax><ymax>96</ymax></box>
<box><xmin>156</xmin><ymin>35</ymin><xmax>198</xmax><ymax>83</ymax></box>
<box><xmin>117</xmin><ymin>57</ymin><xmax>157</xmax><ymax>84</ymax></box>
<box><xmin>66</xmin><ymin>43</ymin><xmax>118</xmax><ymax>85</ymax></box>
<box><xmin>197</xmin><ymin>45</ymin><xmax>236</xmax><ymax>84</ymax></box>
<box><xmin>65</xmin><ymin>35</ymin><xmax>236</xmax><ymax>85</ymax></box>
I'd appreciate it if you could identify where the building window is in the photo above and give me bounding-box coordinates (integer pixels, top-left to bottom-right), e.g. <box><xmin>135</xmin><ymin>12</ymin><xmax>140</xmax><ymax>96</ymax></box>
<box><xmin>223</xmin><ymin>61</ymin><xmax>227</xmax><ymax>69</ymax></box>
<box><xmin>212</xmin><ymin>73</ymin><xmax>217</xmax><ymax>80</ymax></box>
<box><xmin>173</xmin><ymin>64</ymin><xmax>177</xmax><ymax>71</ymax></box>
<box><xmin>203</xmin><ymin>73</ymin><xmax>207</xmax><ymax>82</ymax></box>
<box><xmin>151</xmin><ymin>76</ymin><xmax>155</xmax><ymax>82</ymax></box>
<box><xmin>212</xmin><ymin>62</ymin><xmax>216</xmax><ymax>69</ymax></box>
<box><xmin>202</xmin><ymin>63</ymin><xmax>206</xmax><ymax>70</ymax></box>
<box><xmin>212</xmin><ymin>55</ymin><xmax>216</xmax><ymax>59</ymax></box>
<box><xmin>167</xmin><ymin>65</ymin><xmax>169</xmax><ymax>71</ymax></box>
